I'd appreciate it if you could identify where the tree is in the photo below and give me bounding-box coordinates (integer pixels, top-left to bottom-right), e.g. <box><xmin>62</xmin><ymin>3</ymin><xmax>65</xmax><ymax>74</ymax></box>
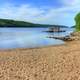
<box><xmin>75</xmin><ymin>12</ymin><xmax>80</xmax><ymax>31</ymax></box>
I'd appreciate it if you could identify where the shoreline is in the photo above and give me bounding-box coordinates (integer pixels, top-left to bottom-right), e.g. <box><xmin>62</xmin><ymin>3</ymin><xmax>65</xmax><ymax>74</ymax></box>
<box><xmin>0</xmin><ymin>40</ymin><xmax>76</xmax><ymax>53</ymax></box>
<box><xmin>0</xmin><ymin>32</ymin><xmax>80</xmax><ymax>80</ymax></box>
<box><xmin>0</xmin><ymin>43</ymin><xmax>66</xmax><ymax>51</ymax></box>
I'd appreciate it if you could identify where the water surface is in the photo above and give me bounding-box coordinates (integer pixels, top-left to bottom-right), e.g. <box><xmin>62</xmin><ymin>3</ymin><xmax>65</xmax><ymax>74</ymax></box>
<box><xmin>0</xmin><ymin>27</ymin><xmax>74</xmax><ymax>49</ymax></box>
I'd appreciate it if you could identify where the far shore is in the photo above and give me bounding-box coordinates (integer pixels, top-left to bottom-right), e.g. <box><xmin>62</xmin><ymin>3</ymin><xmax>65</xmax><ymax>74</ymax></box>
<box><xmin>0</xmin><ymin>32</ymin><xmax>80</xmax><ymax>80</ymax></box>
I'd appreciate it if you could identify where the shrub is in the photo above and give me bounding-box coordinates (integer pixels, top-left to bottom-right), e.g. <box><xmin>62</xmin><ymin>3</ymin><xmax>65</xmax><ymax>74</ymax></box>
<box><xmin>75</xmin><ymin>12</ymin><xmax>80</xmax><ymax>31</ymax></box>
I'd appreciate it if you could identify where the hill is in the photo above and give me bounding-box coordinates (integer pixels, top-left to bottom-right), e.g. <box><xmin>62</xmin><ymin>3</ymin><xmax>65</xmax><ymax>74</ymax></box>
<box><xmin>0</xmin><ymin>19</ymin><xmax>68</xmax><ymax>28</ymax></box>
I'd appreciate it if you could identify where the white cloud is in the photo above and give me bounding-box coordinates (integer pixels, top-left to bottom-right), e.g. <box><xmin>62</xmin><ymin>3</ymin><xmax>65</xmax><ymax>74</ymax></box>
<box><xmin>36</xmin><ymin>0</ymin><xmax>80</xmax><ymax>26</ymax></box>
<box><xmin>0</xmin><ymin>3</ymin><xmax>45</xmax><ymax>21</ymax></box>
<box><xmin>0</xmin><ymin>0</ymin><xmax>80</xmax><ymax>26</ymax></box>
<box><xmin>61</xmin><ymin>0</ymin><xmax>80</xmax><ymax>6</ymax></box>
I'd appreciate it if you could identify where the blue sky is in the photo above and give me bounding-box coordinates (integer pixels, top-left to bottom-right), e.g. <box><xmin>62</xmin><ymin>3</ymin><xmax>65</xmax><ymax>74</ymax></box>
<box><xmin>0</xmin><ymin>0</ymin><xmax>80</xmax><ymax>26</ymax></box>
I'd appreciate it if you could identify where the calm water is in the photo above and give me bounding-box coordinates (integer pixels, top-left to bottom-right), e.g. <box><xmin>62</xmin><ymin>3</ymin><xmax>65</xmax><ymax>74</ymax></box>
<box><xmin>0</xmin><ymin>27</ymin><xmax>74</xmax><ymax>49</ymax></box>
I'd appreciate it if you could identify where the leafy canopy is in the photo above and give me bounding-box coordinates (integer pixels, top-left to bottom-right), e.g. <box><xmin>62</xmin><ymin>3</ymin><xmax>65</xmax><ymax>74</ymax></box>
<box><xmin>75</xmin><ymin>12</ymin><xmax>80</xmax><ymax>31</ymax></box>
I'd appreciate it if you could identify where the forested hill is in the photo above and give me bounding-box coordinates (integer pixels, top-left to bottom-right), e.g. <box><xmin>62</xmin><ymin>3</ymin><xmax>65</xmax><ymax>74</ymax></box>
<box><xmin>0</xmin><ymin>19</ymin><xmax>68</xmax><ymax>28</ymax></box>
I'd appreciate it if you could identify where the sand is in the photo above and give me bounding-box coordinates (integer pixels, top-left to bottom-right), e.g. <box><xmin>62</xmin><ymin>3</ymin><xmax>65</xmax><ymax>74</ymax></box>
<box><xmin>0</xmin><ymin>33</ymin><xmax>80</xmax><ymax>80</ymax></box>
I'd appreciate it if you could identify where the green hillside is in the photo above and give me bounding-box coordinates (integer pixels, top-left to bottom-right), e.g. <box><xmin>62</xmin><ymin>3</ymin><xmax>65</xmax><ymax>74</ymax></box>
<box><xmin>0</xmin><ymin>19</ymin><xmax>68</xmax><ymax>28</ymax></box>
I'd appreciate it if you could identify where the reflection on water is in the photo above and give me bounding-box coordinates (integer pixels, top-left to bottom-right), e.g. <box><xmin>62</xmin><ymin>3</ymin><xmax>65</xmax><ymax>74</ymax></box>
<box><xmin>0</xmin><ymin>28</ymin><xmax>74</xmax><ymax>49</ymax></box>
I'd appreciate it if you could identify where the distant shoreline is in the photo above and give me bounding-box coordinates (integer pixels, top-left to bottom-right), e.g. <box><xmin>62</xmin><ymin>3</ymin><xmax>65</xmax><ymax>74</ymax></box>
<box><xmin>0</xmin><ymin>18</ymin><xmax>68</xmax><ymax>28</ymax></box>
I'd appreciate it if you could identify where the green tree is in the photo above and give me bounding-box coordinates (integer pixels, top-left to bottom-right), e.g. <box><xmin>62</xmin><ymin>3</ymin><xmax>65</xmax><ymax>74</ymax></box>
<box><xmin>75</xmin><ymin>12</ymin><xmax>80</xmax><ymax>31</ymax></box>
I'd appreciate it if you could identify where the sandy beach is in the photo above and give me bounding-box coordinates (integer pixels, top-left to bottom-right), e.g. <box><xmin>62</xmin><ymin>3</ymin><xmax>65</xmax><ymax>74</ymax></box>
<box><xmin>0</xmin><ymin>33</ymin><xmax>80</xmax><ymax>80</ymax></box>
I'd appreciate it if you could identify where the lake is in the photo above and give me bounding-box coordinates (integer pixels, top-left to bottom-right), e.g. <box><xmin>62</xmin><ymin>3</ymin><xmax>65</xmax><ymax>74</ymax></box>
<box><xmin>0</xmin><ymin>27</ymin><xmax>74</xmax><ymax>49</ymax></box>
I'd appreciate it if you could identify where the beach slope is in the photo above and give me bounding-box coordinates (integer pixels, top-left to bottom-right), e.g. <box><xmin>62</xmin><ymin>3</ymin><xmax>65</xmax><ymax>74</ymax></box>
<box><xmin>0</xmin><ymin>32</ymin><xmax>80</xmax><ymax>80</ymax></box>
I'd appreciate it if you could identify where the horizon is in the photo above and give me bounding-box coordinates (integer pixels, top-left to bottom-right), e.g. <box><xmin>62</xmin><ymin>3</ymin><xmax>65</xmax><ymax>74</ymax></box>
<box><xmin>0</xmin><ymin>0</ymin><xmax>80</xmax><ymax>26</ymax></box>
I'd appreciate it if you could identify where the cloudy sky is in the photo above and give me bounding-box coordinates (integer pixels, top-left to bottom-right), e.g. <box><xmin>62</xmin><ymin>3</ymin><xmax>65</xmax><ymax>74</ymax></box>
<box><xmin>0</xmin><ymin>0</ymin><xmax>80</xmax><ymax>26</ymax></box>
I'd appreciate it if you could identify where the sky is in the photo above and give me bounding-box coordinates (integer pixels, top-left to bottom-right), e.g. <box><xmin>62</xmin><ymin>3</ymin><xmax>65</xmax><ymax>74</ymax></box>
<box><xmin>0</xmin><ymin>0</ymin><xmax>80</xmax><ymax>26</ymax></box>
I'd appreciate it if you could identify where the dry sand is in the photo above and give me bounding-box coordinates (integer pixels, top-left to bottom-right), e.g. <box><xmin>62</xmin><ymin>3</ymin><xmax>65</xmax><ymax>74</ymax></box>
<box><xmin>0</xmin><ymin>33</ymin><xmax>80</xmax><ymax>80</ymax></box>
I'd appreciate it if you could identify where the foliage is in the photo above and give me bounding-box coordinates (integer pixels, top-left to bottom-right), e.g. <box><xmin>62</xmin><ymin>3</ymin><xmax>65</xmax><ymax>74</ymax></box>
<box><xmin>75</xmin><ymin>12</ymin><xmax>80</xmax><ymax>31</ymax></box>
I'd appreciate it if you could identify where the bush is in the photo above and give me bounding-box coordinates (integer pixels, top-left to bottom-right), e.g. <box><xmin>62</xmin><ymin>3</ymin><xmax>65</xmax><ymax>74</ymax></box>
<box><xmin>75</xmin><ymin>12</ymin><xmax>80</xmax><ymax>31</ymax></box>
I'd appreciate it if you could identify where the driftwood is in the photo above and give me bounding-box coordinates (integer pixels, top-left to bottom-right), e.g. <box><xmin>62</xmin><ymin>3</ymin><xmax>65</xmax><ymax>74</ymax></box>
<box><xmin>48</xmin><ymin>36</ymin><xmax>74</xmax><ymax>41</ymax></box>
<box><xmin>47</xmin><ymin>32</ymin><xmax>80</xmax><ymax>41</ymax></box>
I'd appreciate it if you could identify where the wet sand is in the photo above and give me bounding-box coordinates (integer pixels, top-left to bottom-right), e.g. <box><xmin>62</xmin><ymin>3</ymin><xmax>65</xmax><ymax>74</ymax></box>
<box><xmin>0</xmin><ymin>33</ymin><xmax>80</xmax><ymax>80</ymax></box>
